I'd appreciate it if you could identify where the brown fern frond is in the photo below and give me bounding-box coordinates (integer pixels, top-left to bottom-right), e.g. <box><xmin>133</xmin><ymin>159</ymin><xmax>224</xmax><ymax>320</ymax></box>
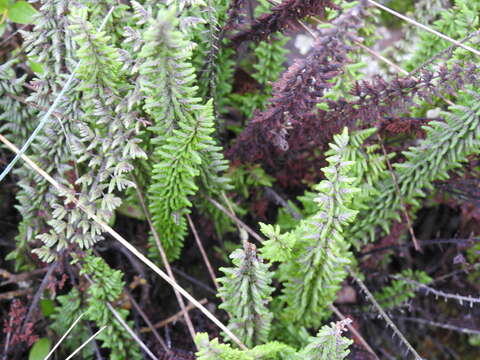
<box><xmin>227</xmin><ymin>0</ymin><xmax>368</xmax><ymax>165</ymax></box>
<box><xmin>230</xmin><ymin>0</ymin><xmax>340</xmax><ymax>44</ymax></box>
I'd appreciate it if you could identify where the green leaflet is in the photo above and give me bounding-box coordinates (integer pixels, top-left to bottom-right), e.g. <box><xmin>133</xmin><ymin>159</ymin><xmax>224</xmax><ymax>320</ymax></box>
<box><xmin>80</xmin><ymin>253</ymin><xmax>142</xmax><ymax>359</ymax></box>
<box><xmin>146</xmin><ymin>100</ymin><xmax>212</xmax><ymax>259</ymax></box>
<box><xmin>138</xmin><ymin>7</ymin><xmax>200</xmax><ymax>142</ymax></box>
<box><xmin>405</xmin><ymin>0</ymin><xmax>480</xmax><ymax>71</ymax></box>
<box><xmin>300</xmin><ymin>320</ymin><xmax>353</xmax><ymax>360</ymax></box>
<box><xmin>33</xmin><ymin>7</ymin><xmax>144</xmax><ymax>261</ymax></box>
<box><xmin>373</xmin><ymin>269</ymin><xmax>433</xmax><ymax>310</ymax></box>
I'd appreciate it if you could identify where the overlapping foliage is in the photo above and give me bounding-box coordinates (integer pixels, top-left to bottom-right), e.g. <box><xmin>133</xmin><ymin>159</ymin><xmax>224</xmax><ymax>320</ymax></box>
<box><xmin>1</xmin><ymin>0</ymin><xmax>480</xmax><ymax>359</ymax></box>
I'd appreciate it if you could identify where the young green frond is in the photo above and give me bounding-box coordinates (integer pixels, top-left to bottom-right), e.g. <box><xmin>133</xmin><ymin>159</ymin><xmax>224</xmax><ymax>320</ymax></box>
<box><xmin>195</xmin><ymin>333</ymin><xmax>299</xmax><ymax>359</ymax></box>
<box><xmin>218</xmin><ymin>242</ymin><xmax>274</xmax><ymax>347</ymax></box>
<box><xmin>32</xmin><ymin>8</ymin><xmax>145</xmax><ymax>260</ymax></box>
<box><xmin>300</xmin><ymin>319</ymin><xmax>353</xmax><ymax>360</ymax></box>
<box><xmin>276</xmin><ymin>128</ymin><xmax>359</xmax><ymax>327</ymax></box>
<box><xmin>13</xmin><ymin>0</ymin><xmax>82</xmax><ymax>264</ymax></box>
<box><xmin>195</xmin><ymin>333</ymin><xmax>251</xmax><ymax>360</ymax></box>
<box><xmin>139</xmin><ymin>7</ymin><xmax>200</xmax><ymax>141</ymax></box>
<box><xmin>80</xmin><ymin>253</ymin><xmax>142</xmax><ymax>359</ymax></box>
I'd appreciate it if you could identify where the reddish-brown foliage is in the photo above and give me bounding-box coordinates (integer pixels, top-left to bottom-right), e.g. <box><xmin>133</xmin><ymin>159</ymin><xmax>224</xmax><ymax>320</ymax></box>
<box><xmin>229</xmin><ymin>59</ymin><xmax>479</xmax><ymax>185</ymax></box>
<box><xmin>230</xmin><ymin>0</ymin><xmax>341</xmax><ymax>44</ymax></box>
<box><xmin>2</xmin><ymin>299</ymin><xmax>38</xmax><ymax>348</ymax></box>
<box><xmin>226</xmin><ymin>0</ymin><xmax>367</xmax><ymax>184</ymax></box>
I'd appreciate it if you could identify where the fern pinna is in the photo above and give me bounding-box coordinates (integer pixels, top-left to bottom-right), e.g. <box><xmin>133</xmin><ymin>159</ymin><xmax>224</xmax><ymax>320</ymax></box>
<box><xmin>50</xmin><ymin>253</ymin><xmax>141</xmax><ymax>359</ymax></box>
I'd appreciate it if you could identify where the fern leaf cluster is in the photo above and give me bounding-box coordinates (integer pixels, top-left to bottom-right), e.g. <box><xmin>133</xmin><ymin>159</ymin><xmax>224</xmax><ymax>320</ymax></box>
<box><xmin>0</xmin><ymin>59</ymin><xmax>37</xmax><ymax>142</ymax></box>
<box><xmin>3</xmin><ymin>0</ymin><xmax>480</xmax><ymax>358</ymax></box>
<box><xmin>374</xmin><ymin>269</ymin><xmax>432</xmax><ymax>310</ymax></box>
<box><xmin>11</xmin><ymin>0</ymin><xmax>82</xmax><ymax>264</ymax></box>
<box><xmin>50</xmin><ymin>289</ymin><xmax>93</xmax><ymax>358</ymax></box>
<box><xmin>79</xmin><ymin>254</ymin><xmax>142</xmax><ymax>359</ymax></box>
<box><xmin>194</xmin><ymin>319</ymin><xmax>352</xmax><ymax>359</ymax></box>
<box><xmin>405</xmin><ymin>0</ymin><xmax>480</xmax><ymax>71</ymax></box>
<box><xmin>299</xmin><ymin>319</ymin><xmax>353</xmax><ymax>360</ymax></box>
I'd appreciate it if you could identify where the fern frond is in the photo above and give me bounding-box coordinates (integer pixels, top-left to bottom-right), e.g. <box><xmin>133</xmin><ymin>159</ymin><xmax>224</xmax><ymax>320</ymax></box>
<box><xmin>218</xmin><ymin>242</ymin><xmax>274</xmax><ymax>347</ymax></box>
<box><xmin>50</xmin><ymin>289</ymin><xmax>93</xmax><ymax>358</ymax></box>
<box><xmin>140</xmin><ymin>7</ymin><xmax>229</xmax><ymax>259</ymax></box>
<box><xmin>405</xmin><ymin>0</ymin><xmax>480</xmax><ymax>71</ymax></box>
<box><xmin>275</xmin><ymin>128</ymin><xmax>359</xmax><ymax>327</ymax></box>
<box><xmin>374</xmin><ymin>269</ymin><xmax>432</xmax><ymax>310</ymax></box>
<box><xmin>195</xmin><ymin>333</ymin><xmax>251</xmax><ymax>359</ymax></box>
<box><xmin>31</xmin><ymin>8</ymin><xmax>145</xmax><ymax>259</ymax></box>
<box><xmin>13</xmin><ymin>0</ymin><xmax>81</xmax><ymax>265</ymax></box>
<box><xmin>195</xmin><ymin>333</ymin><xmax>298</xmax><ymax>359</ymax></box>
<box><xmin>300</xmin><ymin>319</ymin><xmax>353</xmax><ymax>360</ymax></box>
<box><xmin>138</xmin><ymin>8</ymin><xmax>200</xmax><ymax>143</ymax></box>
<box><xmin>0</xmin><ymin>59</ymin><xmax>37</xmax><ymax>142</ymax></box>
<box><xmin>80</xmin><ymin>253</ymin><xmax>142</xmax><ymax>359</ymax></box>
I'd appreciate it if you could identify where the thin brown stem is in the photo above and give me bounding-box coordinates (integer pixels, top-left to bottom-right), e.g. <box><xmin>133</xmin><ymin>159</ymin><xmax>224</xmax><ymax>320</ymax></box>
<box><xmin>125</xmin><ymin>290</ymin><xmax>170</xmax><ymax>354</ymax></box>
<box><xmin>140</xmin><ymin>299</ymin><xmax>208</xmax><ymax>333</ymax></box>
<box><xmin>186</xmin><ymin>214</ymin><xmax>219</xmax><ymax>290</ymax></box>
<box><xmin>354</xmin><ymin>41</ymin><xmax>408</xmax><ymax>75</ymax></box>
<box><xmin>21</xmin><ymin>263</ymin><xmax>58</xmax><ymax>334</ymax></box>
<box><xmin>0</xmin><ymin>288</ymin><xmax>33</xmax><ymax>301</ymax></box>
<box><xmin>207</xmin><ymin>196</ymin><xmax>263</xmax><ymax>243</ymax></box>
<box><xmin>329</xmin><ymin>304</ymin><xmax>380</xmax><ymax>360</ymax></box>
<box><xmin>376</xmin><ymin>133</ymin><xmax>420</xmax><ymax>252</ymax></box>
<box><xmin>349</xmin><ymin>268</ymin><xmax>423</xmax><ymax>360</ymax></box>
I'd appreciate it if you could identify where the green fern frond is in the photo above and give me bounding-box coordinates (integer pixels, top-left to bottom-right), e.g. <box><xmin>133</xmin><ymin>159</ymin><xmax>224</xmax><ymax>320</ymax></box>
<box><xmin>405</xmin><ymin>0</ymin><xmax>480</xmax><ymax>71</ymax></box>
<box><xmin>218</xmin><ymin>242</ymin><xmax>274</xmax><ymax>347</ymax></box>
<box><xmin>373</xmin><ymin>269</ymin><xmax>432</xmax><ymax>310</ymax></box>
<box><xmin>195</xmin><ymin>333</ymin><xmax>298</xmax><ymax>360</ymax></box>
<box><xmin>32</xmin><ymin>8</ymin><xmax>145</xmax><ymax>260</ymax></box>
<box><xmin>13</xmin><ymin>0</ymin><xmax>82</xmax><ymax>264</ymax></box>
<box><xmin>80</xmin><ymin>253</ymin><xmax>142</xmax><ymax>359</ymax></box>
<box><xmin>140</xmin><ymin>7</ymin><xmax>230</xmax><ymax>259</ymax></box>
<box><xmin>300</xmin><ymin>319</ymin><xmax>353</xmax><ymax>360</ymax></box>
<box><xmin>275</xmin><ymin>128</ymin><xmax>359</xmax><ymax>327</ymax></box>
<box><xmin>195</xmin><ymin>333</ymin><xmax>251</xmax><ymax>360</ymax></box>
<box><xmin>138</xmin><ymin>8</ymin><xmax>200</xmax><ymax>143</ymax></box>
<box><xmin>50</xmin><ymin>289</ymin><xmax>93</xmax><ymax>358</ymax></box>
